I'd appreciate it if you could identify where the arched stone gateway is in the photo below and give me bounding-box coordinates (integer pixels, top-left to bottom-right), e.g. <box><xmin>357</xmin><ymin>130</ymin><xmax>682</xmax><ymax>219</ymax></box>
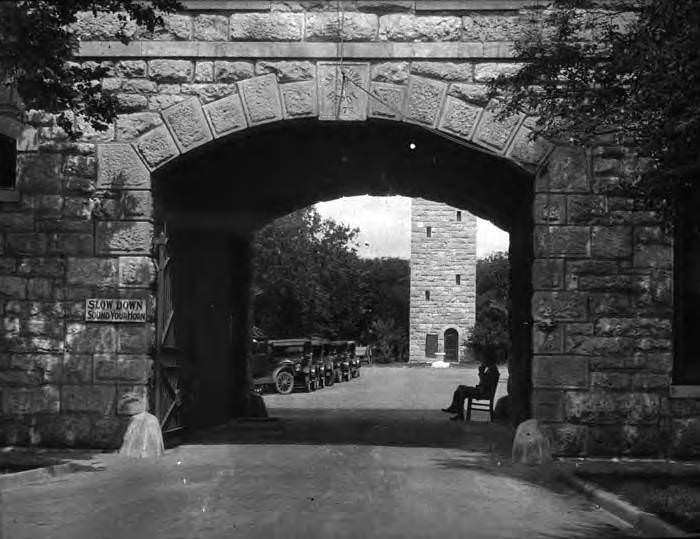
<box><xmin>0</xmin><ymin>1</ymin><xmax>693</xmax><ymax>457</ymax></box>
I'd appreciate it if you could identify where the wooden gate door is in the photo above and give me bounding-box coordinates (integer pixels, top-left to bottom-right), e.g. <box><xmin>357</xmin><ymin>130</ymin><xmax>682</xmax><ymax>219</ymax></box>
<box><xmin>444</xmin><ymin>329</ymin><xmax>458</xmax><ymax>362</ymax></box>
<box><xmin>154</xmin><ymin>233</ymin><xmax>185</xmax><ymax>434</ymax></box>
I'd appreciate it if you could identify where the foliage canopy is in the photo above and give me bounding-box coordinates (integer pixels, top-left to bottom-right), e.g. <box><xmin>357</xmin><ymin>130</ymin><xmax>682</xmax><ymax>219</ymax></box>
<box><xmin>490</xmin><ymin>0</ymin><xmax>700</xmax><ymax>222</ymax></box>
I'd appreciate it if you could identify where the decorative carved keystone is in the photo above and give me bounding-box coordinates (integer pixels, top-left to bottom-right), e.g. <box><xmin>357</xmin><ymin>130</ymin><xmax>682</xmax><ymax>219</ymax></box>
<box><xmin>280</xmin><ymin>81</ymin><xmax>318</xmax><ymax>119</ymax></box>
<box><xmin>97</xmin><ymin>144</ymin><xmax>151</xmax><ymax>190</ymax></box>
<box><xmin>437</xmin><ymin>95</ymin><xmax>483</xmax><ymax>141</ymax></box>
<box><xmin>367</xmin><ymin>82</ymin><xmax>405</xmax><ymax>120</ymax></box>
<box><xmin>203</xmin><ymin>92</ymin><xmax>248</xmax><ymax>137</ymax></box>
<box><xmin>132</xmin><ymin>125</ymin><xmax>180</xmax><ymax>171</ymax></box>
<box><xmin>161</xmin><ymin>97</ymin><xmax>213</xmax><ymax>153</ymax></box>
<box><xmin>238</xmin><ymin>74</ymin><xmax>283</xmax><ymax>126</ymax></box>
<box><xmin>317</xmin><ymin>62</ymin><xmax>370</xmax><ymax>121</ymax></box>
<box><xmin>404</xmin><ymin>75</ymin><xmax>447</xmax><ymax>128</ymax></box>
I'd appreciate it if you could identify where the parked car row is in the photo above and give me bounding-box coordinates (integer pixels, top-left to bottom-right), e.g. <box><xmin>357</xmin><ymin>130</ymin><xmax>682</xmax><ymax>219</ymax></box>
<box><xmin>252</xmin><ymin>337</ymin><xmax>361</xmax><ymax>394</ymax></box>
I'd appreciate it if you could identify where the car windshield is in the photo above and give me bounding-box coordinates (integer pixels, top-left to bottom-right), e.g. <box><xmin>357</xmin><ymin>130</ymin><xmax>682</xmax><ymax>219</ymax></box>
<box><xmin>272</xmin><ymin>345</ymin><xmax>304</xmax><ymax>357</ymax></box>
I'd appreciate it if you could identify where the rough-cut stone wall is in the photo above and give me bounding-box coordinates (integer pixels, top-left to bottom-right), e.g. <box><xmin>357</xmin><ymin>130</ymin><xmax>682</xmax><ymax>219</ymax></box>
<box><xmin>0</xmin><ymin>0</ymin><xmax>694</xmax><ymax>457</ymax></box>
<box><xmin>409</xmin><ymin>199</ymin><xmax>476</xmax><ymax>363</ymax></box>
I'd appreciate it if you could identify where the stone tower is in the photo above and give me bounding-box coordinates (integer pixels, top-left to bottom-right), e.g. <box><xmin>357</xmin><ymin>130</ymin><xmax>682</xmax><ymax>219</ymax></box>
<box><xmin>409</xmin><ymin>199</ymin><xmax>477</xmax><ymax>363</ymax></box>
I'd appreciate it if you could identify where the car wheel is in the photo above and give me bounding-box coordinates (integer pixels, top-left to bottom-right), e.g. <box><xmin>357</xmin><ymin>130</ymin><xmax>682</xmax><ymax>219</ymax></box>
<box><xmin>275</xmin><ymin>371</ymin><xmax>295</xmax><ymax>395</ymax></box>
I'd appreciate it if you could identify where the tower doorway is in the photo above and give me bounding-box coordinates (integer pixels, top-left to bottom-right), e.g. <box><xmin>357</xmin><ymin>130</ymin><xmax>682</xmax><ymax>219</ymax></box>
<box><xmin>444</xmin><ymin>328</ymin><xmax>459</xmax><ymax>362</ymax></box>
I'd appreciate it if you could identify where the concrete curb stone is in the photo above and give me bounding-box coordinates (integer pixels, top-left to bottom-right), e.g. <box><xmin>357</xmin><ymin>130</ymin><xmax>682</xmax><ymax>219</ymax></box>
<box><xmin>554</xmin><ymin>464</ymin><xmax>692</xmax><ymax>538</ymax></box>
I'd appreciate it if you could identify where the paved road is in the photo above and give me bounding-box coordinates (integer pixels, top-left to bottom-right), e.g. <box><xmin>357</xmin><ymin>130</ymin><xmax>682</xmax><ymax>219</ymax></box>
<box><xmin>2</xmin><ymin>367</ymin><xmax>638</xmax><ymax>539</ymax></box>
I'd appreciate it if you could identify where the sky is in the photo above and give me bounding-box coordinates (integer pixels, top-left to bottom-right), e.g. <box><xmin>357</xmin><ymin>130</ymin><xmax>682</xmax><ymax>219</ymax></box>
<box><xmin>315</xmin><ymin>195</ymin><xmax>509</xmax><ymax>259</ymax></box>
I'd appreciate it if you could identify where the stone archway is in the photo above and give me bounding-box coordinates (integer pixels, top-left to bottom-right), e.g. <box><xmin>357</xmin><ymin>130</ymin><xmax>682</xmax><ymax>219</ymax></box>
<box><xmin>444</xmin><ymin>328</ymin><xmax>459</xmax><ymax>363</ymax></box>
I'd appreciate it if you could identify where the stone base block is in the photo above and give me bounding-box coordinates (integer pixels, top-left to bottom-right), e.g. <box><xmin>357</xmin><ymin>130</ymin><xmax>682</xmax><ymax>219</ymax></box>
<box><xmin>119</xmin><ymin>411</ymin><xmax>164</xmax><ymax>458</ymax></box>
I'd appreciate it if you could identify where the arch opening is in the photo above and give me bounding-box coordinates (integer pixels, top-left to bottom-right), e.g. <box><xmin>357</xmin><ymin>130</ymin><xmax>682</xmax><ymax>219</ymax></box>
<box><xmin>150</xmin><ymin>119</ymin><xmax>534</xmax><ymax>432</ymax></box>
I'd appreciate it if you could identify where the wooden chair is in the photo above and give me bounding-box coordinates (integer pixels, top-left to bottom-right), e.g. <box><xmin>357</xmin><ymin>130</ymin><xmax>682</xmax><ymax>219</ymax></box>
<box><xmin>465</xmin><ymin>370</ymin><xmax>500</xmax><ymax>422</ymax></box>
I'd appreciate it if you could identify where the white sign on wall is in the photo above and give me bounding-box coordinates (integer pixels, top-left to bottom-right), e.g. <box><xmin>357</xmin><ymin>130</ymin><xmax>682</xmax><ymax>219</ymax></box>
<box><xmin>85</xmin><ymin>298</ymin><xmax>147</xmax><ymax>323</ymax></box>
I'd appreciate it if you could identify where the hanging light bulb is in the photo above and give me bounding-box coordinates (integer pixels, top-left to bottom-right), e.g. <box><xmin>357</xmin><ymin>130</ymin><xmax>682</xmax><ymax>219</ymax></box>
<box><xmin>409</xmin><ymin>142</ymin><xmax>416</xmax><ymax>150</ymax></box>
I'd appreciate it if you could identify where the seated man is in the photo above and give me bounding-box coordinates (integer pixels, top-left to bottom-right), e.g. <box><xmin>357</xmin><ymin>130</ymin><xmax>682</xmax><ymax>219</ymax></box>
<box><xmin>441</xmin><ymin>361</ymin><xmax>499</xmax><ymax>421</ymax></box>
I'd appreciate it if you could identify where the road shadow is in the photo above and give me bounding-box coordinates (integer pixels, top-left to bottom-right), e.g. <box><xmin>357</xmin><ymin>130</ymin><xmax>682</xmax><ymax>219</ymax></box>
<box><xmin>184</xmin><ymin>408</ymin><xmax>514</xmax><ymax>455</ymax></box>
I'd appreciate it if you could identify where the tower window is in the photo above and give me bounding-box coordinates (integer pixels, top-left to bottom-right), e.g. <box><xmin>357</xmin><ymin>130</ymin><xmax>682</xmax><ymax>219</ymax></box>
<box><xmin>0</xmin><ymin>134</ymin><xmax>16</xmax><ymax>189</ymax></box>
<box><xmin>426</xmin><ymin>226</ymin><xmax>432</xmax><ymax>238</ymax></box>
<box><xmin>456</xmin><ymin>211</ymin><xmax>462</xmax><ymax>222</ymax></box>
<box><xmin>425</xmin><ymin>290</ymin><xmax>430</xmax><ymax>301</ymax></box>
<box><xmin>456</xmin><ymin>274</ymin><xmax>461</xmax><ymax>285</ymax></box>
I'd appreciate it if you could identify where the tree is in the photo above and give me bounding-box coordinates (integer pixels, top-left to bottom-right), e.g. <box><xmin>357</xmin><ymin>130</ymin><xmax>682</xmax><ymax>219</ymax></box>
<box><xmin>490</xmin><ymin>0</ymin><xmax>700</xmax><ymax>223</ymax></box>
<box><xmin>467</xmin><ymin>252</ymin><xmax>510</xmax><ymax>364</ymax></box>
<box><xmin>0</xmin><ymin>1</ymin><xmax>181</xmax><ymax>137</ymax></box>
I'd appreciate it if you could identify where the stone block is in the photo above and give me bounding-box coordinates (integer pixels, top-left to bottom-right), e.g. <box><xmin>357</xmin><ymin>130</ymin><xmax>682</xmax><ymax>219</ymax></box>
<box><xmin>0</xmin><ymin>276</ymin><xmax>27</xmax><ymax>299</ymax></box>
<box><xmin>634</xmin><ymin>244</ymin><xmax>673</xmax><ymax>269</ymax></box>
<box><xmin>533</xmin><ymin>194</ymin><xmax>566</xmax><ymax>225</ymax></box>
<box><xmin>256</xmin><ymin>61</ymin><xmax>315</xmax><ymax>83</ymax></box>
<box><xmin>566</xmin><ymin>195</ymin><xmax>607</xmax><ymax>225</ymax></box>
<box><xmin>2</xmin><ymin>385</ymin><xmax>60</xmax><ymax>415</ymax></box>
<box><xmin>473</xmin><ymin>106</ymin><xmax>522</xmax><ymax>154</ymax></box>
<box><xmin>117</xmin><ymin>325</ymin><xmax>152</xmax><ymax>354</ymax></box>
<box><xmin>404</xmin><ymin>76</ymin><xmax>447</xmax><ymax>128</ymax></box>
<box><xmin>590</xmin><ymin>372</ymin><xmax>669</xmax><ymax>391</ymax></box>
<box><xmin>17</xmin><ymin>154</ymin><xmax>63</xmax><ymax>195</ymax></box>
<box><xmin>539</xmin><ymin>422</ymin><xmax>587</xmax><ymax>455</ymax></box>
<box><xmin>115</xmin><ymin>112</ymin><xmax>163</xmax><ymax>142</ymax></box>
<box><xmin>26</xmin><ymin>278</ymin><xmax>53</xmax><ymax>301</ymax></box>
<box><xmin>121</xmin><ymin>80</ymin><xmax>158</xmax><ymax>95</ymax></box>
<box><xmin>149</xmin><ymin>94</ymin><xmax>187</xmax><ymax>111</ymax></box>
<box><xmin>161</xmin><ymin>98</ymin><xmax>213</xmax><ymax>154</ymax></box>
<box><xmin>0</xmin><ymin>212</ymin><xmax>33</xmax><ymax>231</ymax></box>
<box><xmin>48</xmin><ymin>233</ymin><xmax>94</xmax><ymax>257</ymax></box>
<box><xmin>214</xmin><ymin>61</ymin><xmax>255</xmax><ymax>83</ymax></box>
<box><xmin>63</xmin><ymin>155</ymin><xmax>97</xmax><ymax>178</ymax></box>
<box><xmin>114</xmin><ymin>61</ymin><xmax>147</xmax><ymax>78</ymax></box>
<box><xmin>139</xmin><ymin>14</ymin><xmax>192</xmax><ymax>41</ymax></box>
<box><xmin>595</xmin><ymin>317</ymin><xmax>671</xmax><ymax>339</ymax></box>
<box><xmin>94</xmin><ymin>190</ymin><xmax>153</xmax><ymax>221</ymax></box>
<box><xmin>447</xmin><ymin>83</ymin><xmax>489</xmax><ymax>106</ymax></box>
<box><xmin>118</xmin><ymin>256</ymin><xmax>156</xmax><ymax>288</ymax></box>
<box><xmin>62</xmin><ymin>385</ymin><xmax>115</xmax><ymax>415</ymax></box>
<box><xmin>66</xmin><ymin>323</ymin><xmax>117</xmax><ymax>354</ymax></box>
<box><xmin>368</xmin><ymin>82</ymin><xmax>406</xmax><ymax>120</ymax></box>
<box><xmin>507</xmin><ymin>125</ymin><xmax>552</xmax><ymax>165</ymax></box>
<box><xmin>462</xmin><ymin>14</ymin><xmax>532</xmax><ymax>42</ymax></box>
<box><xmin>229</xmin><ymin>13</ymin><xmax>303</xmax><ymax>41</ymax></box>
<box><xmin>194</xmin><ymin>61</ymin><xmax>214</xmax><ymax>83</ymax></box>
<box><xmin>193</xmin><ymin>14</ymin><xmax>229</xmax><ymax>41</ymax></box>
<box><xmin>578</xmin><ymin>273</ymin><xmax>649</xmax><ymax>294</ymax></box>
<box><xmin>532</xmin><ymin>356</ymin><xmax>589</xmax><ymax>389</ymax></box>
<box><xmin>437</xmin><ymin>96</ymin><xmax>482</xmax><ymax>140</ymax></box>
<box><xmin>534</xmin><ymin>226</ymin><xmax>589</xmax><ymax>258</ymax></box>
<box><xmin>280</xmin><ymin>81</ymin><xmax>317</xmax><ymax>119</ymax></box>
<box><xmin>306</xmin><ymin>12</ymin><xmax>378</xmax><ymax>41</ymax></box>
<box><xmin>564</xmin><ymin>391</ymin><xmax>661</xmax><ymax>424</ymax></box>
<box><xmin>591</xmin><ymin>226</ymin><xmax>633</xmax><ymax>258</ymax></box>
<box><xmin>239</xmin><ymin>74</ymin><xmax>284</xmax><ymax>126</ymax></box>
<box><xmin>473</xmin><ymin>63</ymin><xmax>523</xmax><ymax>83</ymax></box>
<box><xmin>670</xmin><ymin>418</ymin><xmax>700</xmax><ymax>458</ymax></box>
<box><xmin>411</xmin><ymin>62</ymin><xmax>473</xmax><ymax>82</ymax></box>
<box><xmin>17</xmin><ymin>257</ymin><xmax>65</xmax><ymax>278</ymax></box>
<box><xmin>148</xmin><ymin>60</ymin><xmax>193</xmax><ymax>83</ymax></box>
<box><xmin>180</xmin><ymin>83</ymin><xmax>238</xmax><ymax>104</ymax></box>
<box><xmin>538</xmin><ymin>147</ymin><xmax>590</xmax><ymax>193</ymax></box>
<box><xmin>379</xmin><ymin>15</ymin><xmax>461</xmax><ymax>41</ymax></box>
<box><xmin>6</xmin><ymin>233</ymin><xmax>48</xmax><ymax>256</ymax></box>
<box><xmin>71</xmin><ymin>11</ymin><xmax>136</xmax><ymax>41</ymax></box>
<box><xmin>590</xmin><ymin>352</ymin><xmax>672</xmax><ymax>373</ymax></box>
<box><xmin>371</xmin><ymin>62</ymin><xmax>409</xmax><ymax>84</ymax></box>
<box><xmin>62</xmin><ymin>354</ymin><xmax>93</xmax><ymax>384</ymax></box>
<box><xmin>588</xmin><ymin>425</ymin><xmax>660</xmax><ymax>456</ymax></box>
<box><xmin>0</xmin><ymin>370</ymin><xmax>44</xmax><ymax>387</ymax></box>
<box><xmin>133</xmin><ymin>126</ymin><xmax>180</xmax><ymax>171</ymax></box>
<box><xmin>116</xmin><ymin>94</ymin><xmax>148</xmax><ymax>112</ymax></box>
<box><xmin>533</xmin><ymin>324</ymin><xmax>563</xmax><ymax>354</ymax></box>
<box><xmin>203</xmin><ymin>93</ymin><xmax>248</xmax><ymax>138</ymax></box>
<box><xmin>532</xmin><ymin>291</ymin><xmax>588</xmax><ymax>321</ymax></box>
<box><xmin>94</xmin><ymin>354</ymin><xmax>151</xmax><ymax>383</ymax></box>
<box><xmin>318</xmin><ymin>63</ymin><xmax>370</xmax><ymax>122</ymax></box>
<box><xmin>117</xmin><ymin>384</ymin><xmax>148</xmax><ymax>415</ymax></box>
<box><xmin>96</xmin><ymin>221</ymin><xmax>153</xmax><ymax>254</ymax></box>
<box><xmin>532</xmin><ymin>259</ymin><xmax>564</xmax><ymax>290</ymax></box>
<box><xmin>531</xmin><ymin>390</ymin><xmax>565</xmax><ymax>422</ymax></box>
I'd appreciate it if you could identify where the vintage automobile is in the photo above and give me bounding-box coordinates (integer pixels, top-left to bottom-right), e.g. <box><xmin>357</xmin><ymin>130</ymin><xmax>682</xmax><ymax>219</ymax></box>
<box><xmin>252</xmin><ymin>338</ymin><xmax>316</xmax><ymax>394</ymax></box>
<box><xmin>310</xmin><ymin>337</ymin><xmax>330</xmax><ymax>390</ymax></box>
<box><xmin>312</xmin><ymin>337</ymin><xmax>335</xmax><ymax>388</ymax></box>
<box><xmin>355</xmin><ymin>345</ymin><xmax>372</xmax><ymax>365</ymax></box>
<box><xmin>330</xmin><ymin>340</ymin><xmax>353</xmax><ymax>382</ymax></box>
<box><xmin>347</xmin><ymin>341</ymin><xmax>361</xmax><ymax>378</ymax></box>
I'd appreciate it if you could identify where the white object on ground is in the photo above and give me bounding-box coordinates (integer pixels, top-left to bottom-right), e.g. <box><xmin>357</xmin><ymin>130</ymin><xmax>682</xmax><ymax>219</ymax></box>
<box><xmin>119</xmin><ymin>412</ymin><xmax>165</xmax><ymax>458</ymax></box>
<box><xmin>431</xmin><ymin>361</ymin><xmax>450</xmax><ymax>368</ymax></box>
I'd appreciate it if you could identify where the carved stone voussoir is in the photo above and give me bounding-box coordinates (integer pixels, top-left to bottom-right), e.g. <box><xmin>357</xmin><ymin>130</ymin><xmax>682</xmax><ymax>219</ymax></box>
<box><xmin>161</xmin><ymin>97</ymin><xmax>213</xmax><ymax>153</ymax></box>
<box><xmin>280</xmin><ymin>81</ymin><xmax>318</xmax><ymax>119</ymax></box>
<box><xmin>132</xmin><ymin>125</ymin><xmax>180</xmax><ymax>171</ymax></box>
<box><xmin>317</xmin><ymin>62</ymin><xmax>370</xmax><ymax>122</ymax></box>
<box><xmin>507</xmin><ymin>124</ymin><xmax>553</xmax><ymax>166</ymax></box>
<box><xmin>238</xmin><ymin>74</ymin><xmax>283</xmax><ymax>126</ymax></box>
<box><xmin>202</xmin><ymin>93</ymin><xmax>248</xmax><ymax>137</ymax></box>
<box><xmin>368</xmin><ymin>82</ymin><xmax>406</xmax><ymax>120</ymax></box>
<box><xmin>473</xmin><ymin>103</ymin><xmax>523</xmax><ymax>154</ymax></box>
<box><xmin>437</xmin><ymin>95</ymin><xmax>483</xmax><ymax>141</ymax></box>
<box><xmin>404</xmin><ymin>75</ymin><xmax>447</xmax><ymax>128</ymax></box>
